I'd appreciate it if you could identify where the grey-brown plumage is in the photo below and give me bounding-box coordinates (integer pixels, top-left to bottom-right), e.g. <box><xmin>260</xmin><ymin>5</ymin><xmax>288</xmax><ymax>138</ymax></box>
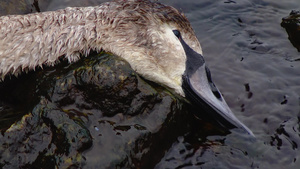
<box><xmin>0</xmin><ymin>0</ymin><xmax>202</xmax><ymax>96</ymax></box>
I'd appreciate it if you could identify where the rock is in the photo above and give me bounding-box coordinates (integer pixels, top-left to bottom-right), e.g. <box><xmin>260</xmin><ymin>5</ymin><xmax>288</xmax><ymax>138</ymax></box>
<box><xmin>281</xmin><ymin>10</ymin><xmax>300</xmax><ymax>52</ymax></box>
<box><xmin>0</xmin><ymin>52</ymin><xmax>190</xmax><ymax>168</ymax></box>
<box><xmin>0</xmin><ymin>0</ymin><xmax>51</xmax><ymax>16</ymax></box>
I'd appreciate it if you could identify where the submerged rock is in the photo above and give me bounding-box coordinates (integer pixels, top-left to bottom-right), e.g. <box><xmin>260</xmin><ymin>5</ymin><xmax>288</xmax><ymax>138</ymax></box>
<box><xmin>281</xmin><ymin>10</ymin><xmax>300</xmax><ymax>52</ymax></box>
<box><xmin>0</xmin><ymin>52</ymin><xmax>194</xmax><ymax>168</ymax></box>
<box><xmin>0</xmin><ymin>0</ymin><xmax>38</xmax><ymax>16</ymax></box>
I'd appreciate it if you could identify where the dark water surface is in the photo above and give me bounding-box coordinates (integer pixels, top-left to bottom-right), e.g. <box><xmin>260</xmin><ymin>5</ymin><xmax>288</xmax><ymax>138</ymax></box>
<box><xmin>160</xmin><ymin>0</ymin><xmax>300</xmax><ymax>169</ymax></box>
<box><xmin>1</xmin><ymin>0</ymin><xmax>300</xmax><ymax>168</ymax></box>
<box><xmin>161</xmin><ymin>0</ymin><xmax>300</xmax><ymax>169</ymax></box>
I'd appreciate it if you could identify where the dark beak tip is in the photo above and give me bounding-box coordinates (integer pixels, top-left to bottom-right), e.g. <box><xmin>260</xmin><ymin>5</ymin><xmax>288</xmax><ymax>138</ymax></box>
<box><xmin>231</xmin><ymin>126</ymin><xmax>256</xmax><ymax>140</ymax></box>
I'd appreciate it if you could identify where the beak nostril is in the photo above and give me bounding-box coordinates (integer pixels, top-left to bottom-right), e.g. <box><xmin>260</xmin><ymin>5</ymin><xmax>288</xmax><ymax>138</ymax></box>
<box><xmin>212</xmin><ymin>88</ymin><xmax>222</xmax><ymax>99</ymax></box>
<box><xmin>205</xmin><ymin>67</ymin><xmax>213</xmax><ymax>83</ymax></box>
<box><xmin>210</xmin><ymin>81</ymin><xmax>222</xmax><ymax>100</ymax></box>
<box><xmin>205</xmin><ymin>67</ymin><xmax>222</xmax><ymax>100</ymax></box>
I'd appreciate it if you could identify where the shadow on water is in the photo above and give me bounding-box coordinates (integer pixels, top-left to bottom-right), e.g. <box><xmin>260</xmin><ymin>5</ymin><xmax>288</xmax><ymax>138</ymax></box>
<box><xmin>0</xmin><ymin>72</ymin><xmax>40</xmax><ymax>131</ymax></box>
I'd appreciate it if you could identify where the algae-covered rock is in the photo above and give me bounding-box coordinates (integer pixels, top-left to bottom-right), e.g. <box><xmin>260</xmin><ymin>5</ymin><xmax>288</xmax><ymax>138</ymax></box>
<box><xmin>281</xmin><ymin>10</ymin><xmax>300</xmax><ymax>52</ymax></box>
<box><xmin>0</xmin><ymin>52</ymin><xmax>191</xmax><ymax>168</ymax></box>
<box><xmin>0</xmin><ymin>0</ymin><xmax>51</xmax><ymax>16</ymax></box>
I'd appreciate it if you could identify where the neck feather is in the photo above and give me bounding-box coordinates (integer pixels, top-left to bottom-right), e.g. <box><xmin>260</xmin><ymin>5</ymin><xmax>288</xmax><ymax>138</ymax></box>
<box><xmin>0</xmin><ymin>5</ymin><xmax>113</xmax><ymax>78</ymax></box>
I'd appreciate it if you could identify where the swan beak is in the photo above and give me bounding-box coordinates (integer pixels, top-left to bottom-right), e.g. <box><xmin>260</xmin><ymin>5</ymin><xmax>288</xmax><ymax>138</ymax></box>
<box><xmin>182</xmin><ymin>66</ymin><xmax>254</xmax><ymax>137</ymax></box>
<box><xmin>179</xmin><ymin>36</ymin><xmax>254</xmax><ymax>136</ymax></box>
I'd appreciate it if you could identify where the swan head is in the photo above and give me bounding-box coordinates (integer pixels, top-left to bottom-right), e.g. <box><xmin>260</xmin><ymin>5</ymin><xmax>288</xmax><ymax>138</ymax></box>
<box><xmin>101</xmin><ymin>0</ymin><xmax>254</xmax><ymax>136</ymax></box>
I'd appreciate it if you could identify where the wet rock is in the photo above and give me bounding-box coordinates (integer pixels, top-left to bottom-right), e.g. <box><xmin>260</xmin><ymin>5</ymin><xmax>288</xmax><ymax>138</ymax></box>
<box><xmin>0</xmin><ymin>0</ymin><xmax>45</xmax><ymax>16</ymax></box>
<box><xmin>281</xmin><ymin>10</ymin><xmax>300</xmax><ymax>52</ymax></box>
<box><xmin>0</xmin><ymin>52</ymin><xmax>189</xmax><ymax>168</ymax></box>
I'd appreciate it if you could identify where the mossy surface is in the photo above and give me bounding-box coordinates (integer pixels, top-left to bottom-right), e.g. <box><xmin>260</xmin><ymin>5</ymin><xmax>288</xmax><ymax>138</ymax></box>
<box><xmin>0</xmin><ymin>52</ymin><xmax>198</xmax><ymax>168</ymax></box>
<box><xmin>281</xmin><ymin>10</ymin><xmax>300</xmax><ymax>52</ymax></box>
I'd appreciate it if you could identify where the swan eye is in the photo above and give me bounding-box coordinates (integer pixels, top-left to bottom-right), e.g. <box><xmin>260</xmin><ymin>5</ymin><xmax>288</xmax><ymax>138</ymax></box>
<box><xmin>173</xmin><ymin>30</ymin><xmax>181</xmax><ymax>39</ymax></box>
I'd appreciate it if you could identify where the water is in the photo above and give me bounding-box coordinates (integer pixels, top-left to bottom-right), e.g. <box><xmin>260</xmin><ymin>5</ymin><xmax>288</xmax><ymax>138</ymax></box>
<box><xmin>157</xmin><ymin>0</ymin><xmax>300</xmax><ymax>168</ymax></box>
<box><xmin>1</xmin><ymin>0</ymin><xmax>300</xmax><ymax>168</ymax></box>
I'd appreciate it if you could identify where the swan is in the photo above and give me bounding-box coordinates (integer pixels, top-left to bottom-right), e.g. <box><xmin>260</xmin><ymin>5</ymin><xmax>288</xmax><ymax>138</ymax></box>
<box><xmin>0</xmin><ymin>0</ymin><xmax>254</xmax><ymax>136</ymax></box>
